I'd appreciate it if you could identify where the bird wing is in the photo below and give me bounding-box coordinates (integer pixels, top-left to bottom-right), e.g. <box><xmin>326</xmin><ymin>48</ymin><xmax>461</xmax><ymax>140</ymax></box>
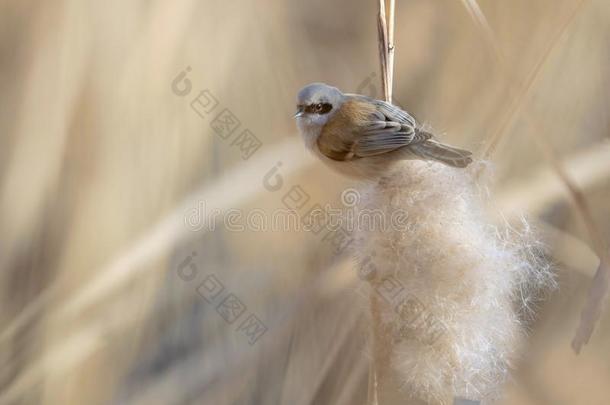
<box><xmin>318</xmin><ymin>96</ymin><xmax>430</xmax><ymax>161</ymax></box>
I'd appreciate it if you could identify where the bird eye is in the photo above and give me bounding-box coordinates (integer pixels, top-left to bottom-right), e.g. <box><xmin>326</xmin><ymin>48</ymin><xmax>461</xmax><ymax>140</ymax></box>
<box><xmin>312</xmin><ymin>103</ymin><xmax>332</xmax><ymax>114</ymax></box>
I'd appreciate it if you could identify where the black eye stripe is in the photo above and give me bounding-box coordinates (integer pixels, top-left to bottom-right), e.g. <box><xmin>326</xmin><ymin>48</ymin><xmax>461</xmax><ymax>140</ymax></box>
<box><xmin>305</xmin><ymin>102</ymin><xmax>332</xmax><ymax>114</ymax></box>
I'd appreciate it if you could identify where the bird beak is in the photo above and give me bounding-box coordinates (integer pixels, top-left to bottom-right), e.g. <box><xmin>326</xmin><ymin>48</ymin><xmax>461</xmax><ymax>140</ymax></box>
<box><xmin>293</xmin><ymin>106</ymin><xmax>304</xmax><ymax>118</ymax></box>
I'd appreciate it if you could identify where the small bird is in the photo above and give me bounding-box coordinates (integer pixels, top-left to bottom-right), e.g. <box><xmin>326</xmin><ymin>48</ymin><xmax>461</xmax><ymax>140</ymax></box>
<box><xmin>294</xmin><ymin>83</ymin><xmax>472</xmax><ymax>179</ymax></box>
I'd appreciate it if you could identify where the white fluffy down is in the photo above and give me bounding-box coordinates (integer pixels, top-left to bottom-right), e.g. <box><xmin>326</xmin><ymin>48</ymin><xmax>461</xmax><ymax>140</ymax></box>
<box><xmin>355</xmin><ymin>160</ymin><xmax>555</xmax><ymax>404</ymax></box>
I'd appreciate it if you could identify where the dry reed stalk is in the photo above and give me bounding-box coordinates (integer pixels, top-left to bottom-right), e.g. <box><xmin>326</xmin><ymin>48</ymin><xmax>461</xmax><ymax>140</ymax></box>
<box><xmin>473</xmin><ymin>0</ymin><xmax>588</xmax><ymax>161</ymax></box>
<box><xmin>531</xmin><ymin>131</ymin><xmax>609</xmax><ymax>353</ymax></box>
<box><xmin>459</xmin><ymin>0</ymin><xmax>608</xmax><ymax>354</ymax></box>
<box><xmin>386</xmin><ymin>0</ymin><xmax>395</xmax><ymax>103</ymax></box>
<box><xmin>370</xmin><ymin>2</ymin><xmax>396</xmax><ymax>403</ymax></box>
<box><xmin>376</xmin><ymin>0</ymin><xmax>390</xmax><ymax>105</ymax></box>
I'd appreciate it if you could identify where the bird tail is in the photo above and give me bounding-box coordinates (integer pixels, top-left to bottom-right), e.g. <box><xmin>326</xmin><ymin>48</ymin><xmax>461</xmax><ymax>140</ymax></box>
<box><xmin>410</xmin><ymin>140</ymin><xmax>473</xmax><ymax>168</ymax></box>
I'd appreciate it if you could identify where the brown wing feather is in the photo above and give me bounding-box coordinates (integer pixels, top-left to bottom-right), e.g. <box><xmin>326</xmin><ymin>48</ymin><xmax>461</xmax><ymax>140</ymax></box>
<box><xmin>317</xmin><ymin>98</ymin><xmax>427</xmax><ymax>161</ymax></box>
<box><xmin>317</xmin><ymin>97</ymin><xmax>473</xmax><ymax>168</ymax></box>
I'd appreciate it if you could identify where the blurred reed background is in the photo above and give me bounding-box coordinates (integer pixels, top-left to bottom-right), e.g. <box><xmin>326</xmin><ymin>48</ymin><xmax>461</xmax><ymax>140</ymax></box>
<box><xmin>0</xmin><ymin>0</ymin><xmax>609</xmax><ymax>404</ymax></box>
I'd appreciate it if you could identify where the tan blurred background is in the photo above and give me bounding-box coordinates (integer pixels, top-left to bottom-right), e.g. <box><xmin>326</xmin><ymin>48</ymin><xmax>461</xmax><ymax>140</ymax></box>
<box><xmin>1</xmin><ymin>0</ymin><xmax>609</xmax><ymax>404</ymax></box>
